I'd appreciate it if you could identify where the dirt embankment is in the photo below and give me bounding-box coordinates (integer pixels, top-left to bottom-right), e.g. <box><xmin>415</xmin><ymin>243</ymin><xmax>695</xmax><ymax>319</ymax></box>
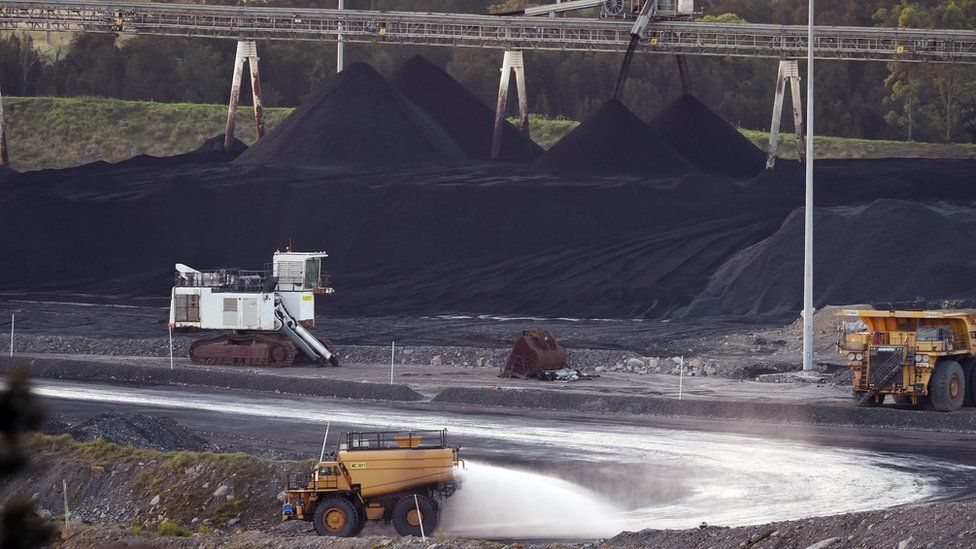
<box><xmin>4</xmin><ymin>433</ymin><xmax>305</xmax><ymax>537</ymax></box>
<box><xmin>12</xmin><ymin>432</ymin><xmax>976</xmax><ymax>549</ymax></box>
<box><xmin>432</xmin><ymin>386</ymin><xmax>976</xmax><ymax>433</ymax></box>
<box><xmin>0</xmin><ymin>357</ymin><xmax>425</xmax><ymax>402</ymax></box>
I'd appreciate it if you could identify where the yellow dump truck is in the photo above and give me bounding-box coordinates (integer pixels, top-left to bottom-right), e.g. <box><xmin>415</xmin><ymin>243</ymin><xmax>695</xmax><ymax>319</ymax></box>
<box><xmin>282</xmin><ymin>429</ymin><xmax>462</xmax><ymax>537</ymax></box>
<box><xmin>838</xmin><ymin>310</ymin><xmax>976</xmax><ymax>411</ymax></box>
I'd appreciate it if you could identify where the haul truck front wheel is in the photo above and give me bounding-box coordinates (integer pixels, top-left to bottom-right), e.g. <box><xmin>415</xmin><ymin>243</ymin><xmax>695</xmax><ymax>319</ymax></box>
<box><xmin>930</xmin><ymin>359</ymin><xmax>966</xmax><ymax>412</ymax></box>
<box><xmin>392</xmin><ymin>494</ymin><xmax>438</xmax><ymax>537</ymax></box>
<box><xmin>313</xmin><ymin>497</ymin><xmax>359</xmax><ymax>537</ymax></box>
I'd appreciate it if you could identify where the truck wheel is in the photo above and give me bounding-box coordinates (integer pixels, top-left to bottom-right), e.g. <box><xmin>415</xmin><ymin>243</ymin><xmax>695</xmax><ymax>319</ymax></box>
<box><xmin>313</xmin><ymin>497</ymin><xmax>359</xmax><ymax>537</ymax></box>
<box><xmin>392</xmin><ymin>494</ymin><xmax>438</xmax><ymax>537</ymax></box>
<box><xmin>351</xmin><ymin>502</ymin><xmax>366</xmax><ymax>536</ymax></box>
<box><xmin>930</xmin><ymin>359</ymin><xmax>966</xmax><ymax>412</ymax></box>
<box><xmin>962</xmin><ymin>358</ymin><xmax>976</xmax><ymax>407</ymax></box>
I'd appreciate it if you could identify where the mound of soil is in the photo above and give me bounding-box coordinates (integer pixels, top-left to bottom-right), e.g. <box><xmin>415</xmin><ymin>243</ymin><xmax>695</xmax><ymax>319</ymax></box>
<box><xmin>68</xmin><ymin>411</ymin><xmax>209</xmax><ymax>452</ymax></box>
<box><xmin>648</xmin><ymin>94</ymin><xmax>765</xmax><ymax>178</ymax></box>
<box><xmin>536</xmin><ymin>99</ymin><xmax>690</xmax><ymax>176</ymax></box>
<box><xmin>110</xmin><ymin>133</ymin><xmax>247</xmax><ymax>169</ymax></box>
<box><xmin>684</xmin><ymin>199</ymin><xmax>976</xmax><ymax>315</ymax></box>
<box><xmin>193</xmin><ymin>133</ymin><xmax>248</xmax><ymax>156</ymax></box>
<box><xmin>391</xmin><ymin>55</ymin><xmax>542</xmax><ymax>160</ymax></box>
<box><xmin>235</xmin><ymin>62</ymin><xmax>467</xmax><ymax>167</ymax></box>
<box><xmin>37</xmin><ymin>417</ymin><xmax>71</xmax><ymax>436</ymax></box>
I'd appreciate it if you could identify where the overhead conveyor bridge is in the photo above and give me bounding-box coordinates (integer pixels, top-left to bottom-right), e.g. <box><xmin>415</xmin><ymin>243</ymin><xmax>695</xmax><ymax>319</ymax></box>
<box><xmin>1</xmin><ymin>0</ymin><xmax>976</xmax><ymax>64</ymax></box>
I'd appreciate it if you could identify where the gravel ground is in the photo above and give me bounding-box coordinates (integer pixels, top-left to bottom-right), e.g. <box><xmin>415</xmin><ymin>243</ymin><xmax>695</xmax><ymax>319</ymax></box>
<box><xmin>67</xmin><ymin>411</ymin><xmax>210</xmax><ymax>452</ymax></box>
<box><xmin>5</xmin><ymin>301</ymin><xmax>975</xmax><ymax>548</ymax></box>
<box><xmin>604</xmin><ymin>501</ymin><xmax>976</xmax><ymax>549</ymax></box>
<box><xmin>0</xmin><ymin>300</ymin><xmax>854</xmax><ymax>382</ymax></box>
<box><xmin>53</xmin><ymin>501</ymin><xmax>976</xmax><ymax>549</ymax></box>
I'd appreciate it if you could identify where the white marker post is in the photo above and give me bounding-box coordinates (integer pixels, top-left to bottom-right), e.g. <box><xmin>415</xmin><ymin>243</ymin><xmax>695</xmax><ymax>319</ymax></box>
<box><xmin>678</xmin><ymin>356</ymin><xmax>684</xmax><ymax>401</ymax></box>
<box><xmin>314</xmin><ymin>423</ymin><xmax>331</xmax><ymax>485</ymax></box>
<box><xmin>413</xmin><ymin>493</ymin><xmax>426</xmax><ymax>541</ymax></box>
<box><xmin>390</xmin><ymin>341</ymin><xmax>395</xmax><ymax>384</ymax></box>
<box><xmin>319</xmin><ymin>422</ymin><xmax>331</xmax><ymax>462</ymax></box>
<box><xmin>62</xmin><ymin>479</ymin><xmax>70</xmax><ymax>529</ymax></box>
<box><xmin>8</xmin><ymin>314</ymin><xmax>13</xmax><ymax>357</ymax></box>
<box><xmin>168</xmin><ymin>324</ymin><xmax>175</xmax><ymax>370</ymax></box>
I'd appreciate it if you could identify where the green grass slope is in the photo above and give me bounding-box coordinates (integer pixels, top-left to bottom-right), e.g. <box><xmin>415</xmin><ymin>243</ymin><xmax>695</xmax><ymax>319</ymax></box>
<box><xmin>3</xmin><ymin>96</ymin><xmax>291</xmax><ymax>171</ymax></box>
<box><xmin>1</xmin><ymin>96</ymin><xmax>973</xmax><ymax>172</ymax></box>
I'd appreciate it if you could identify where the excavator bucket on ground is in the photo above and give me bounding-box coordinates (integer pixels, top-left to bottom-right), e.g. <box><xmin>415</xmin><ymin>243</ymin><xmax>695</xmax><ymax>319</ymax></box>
<box><xmin>500</xmin><ymin>328</ymin><xmax>567</xmax><ymax>378</ymax></box>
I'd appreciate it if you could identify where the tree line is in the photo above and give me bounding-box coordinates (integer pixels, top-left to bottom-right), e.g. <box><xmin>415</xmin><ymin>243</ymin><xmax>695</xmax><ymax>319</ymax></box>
<box><xmin>1</xmin><ymin>0</ymin><xmax>974</xmax><ymax>143</ymax></box>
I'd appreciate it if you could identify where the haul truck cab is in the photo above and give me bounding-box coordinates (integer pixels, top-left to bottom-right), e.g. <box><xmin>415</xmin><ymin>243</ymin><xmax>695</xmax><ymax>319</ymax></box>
<box><xmin>837</xmin><ymin>310</ymin><xmax>976</xmax><ymax>411</ymax></box>
<box><xmin>282</xmin><ymin>430</ymin><xmax>462</xmax><ymax>537</ymax></box>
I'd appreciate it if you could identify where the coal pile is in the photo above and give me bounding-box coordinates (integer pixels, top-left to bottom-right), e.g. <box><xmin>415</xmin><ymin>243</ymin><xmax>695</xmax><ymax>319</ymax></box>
<box><xmin>391</xmin><ymin>55</ymin><xmax>542</xmax><ymax>160</ymax></box>
<box><xmin>648</xmin><ymin>94</ymin><xmax>765</xmax><ymax>178</ymax></box>
<box><xmin>0</xmin><ymin>151</ymin><xmax>789</xmax><ymax>317</ymax></box>
<box><xmin>5</xmin><ymin>65</ymin><xmax>976</xmax><ymax>319</ymax></box>
<box><xmin>536</xmin><ymin>99</ymin><xmax>691</xmax><ymax>176</ymax></box>
<box><xmin>67</xmin><ymin>411</ymin><xmax>209</xmax><ymax>452</ymax></box>
<box><xmin>684</xmin><ymin>199</ymin><xmax>976</xmax><ymax>315</ymax></box>
<box><xmin>111</xmin><ymin>133</ymin><xmax>247</xmax><ymax>169</ymax></box>
<box><xmin>235</xmin><ymin>62</ymin><xmax>467</xmax><ymax>167</ymax></box>
<box><xmin>5</xmin><ymin>151</ymin><xmax>976</xmax><ymax>318</ymax></box>
<box><xmin>193</xmin><ymin>133</ymin><xmax>248</xmax><ymax>156</ymax></box>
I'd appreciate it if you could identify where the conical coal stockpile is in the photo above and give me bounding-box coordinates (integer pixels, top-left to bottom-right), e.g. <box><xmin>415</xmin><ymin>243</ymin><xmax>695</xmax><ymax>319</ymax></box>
<box><xmin>391</xmin><ymin>55</ymin><xmax>543</xmax><ymax>161</ymax></box>
<box><xmin>234</xmin><ymin>62</ymin><xmax>468</xmax><ymax>167</ymax></box>
<box><xmin>647</xmin><ymin>94</ymin><xmax>765</xmax><ymax>178</ymax></box>
<box><xmin>682</xmin><ymin>199</ymin><xmax>976</xmax><ymax>316</ymax></box>
<box><xmin>535</xmin><ymin>99</ymin><xmax>691</xmax><ymax>176</ymax></box>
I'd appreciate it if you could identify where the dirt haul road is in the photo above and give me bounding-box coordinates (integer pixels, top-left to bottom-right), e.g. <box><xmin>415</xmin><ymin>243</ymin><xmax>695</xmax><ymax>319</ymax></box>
<box><xmin>34</xmin><ymin>379</ymin><xmax>976</xmax><ymax>541</ymax></box>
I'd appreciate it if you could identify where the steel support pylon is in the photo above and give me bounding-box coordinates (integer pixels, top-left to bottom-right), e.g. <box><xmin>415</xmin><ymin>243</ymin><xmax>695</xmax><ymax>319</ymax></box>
<box><xmin>766</xmin><ymin>59</ymin><xmax>805</xmax><ymax>169</ymax></box>
<box><xmin>224</xmin><ymin>40</ymin><xmax>265</xmax><ymax>152</ymax></box>
<box><xmin>491</xmin><ymin>50</ymin><xmax>531</xmax><ymax>160</ymax></box>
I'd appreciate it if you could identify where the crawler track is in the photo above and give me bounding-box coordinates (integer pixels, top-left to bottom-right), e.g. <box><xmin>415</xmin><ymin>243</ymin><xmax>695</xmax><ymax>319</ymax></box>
<box><xmin>188</xmin><ymin>332</ymin><xmax>299</xmax><ymax>368</ymax></box>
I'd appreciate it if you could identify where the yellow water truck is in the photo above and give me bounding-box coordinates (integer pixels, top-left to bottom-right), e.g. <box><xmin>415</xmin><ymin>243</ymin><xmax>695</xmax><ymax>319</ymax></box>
<box><xmin>282</xmin><ymin>429</ymin><xmax>462</xmax><ymax>537</ymax></box>
<box><xmin>837</xmin><ymin>310</ymin><xmax>976</xmax><ymax>411</ymax></box>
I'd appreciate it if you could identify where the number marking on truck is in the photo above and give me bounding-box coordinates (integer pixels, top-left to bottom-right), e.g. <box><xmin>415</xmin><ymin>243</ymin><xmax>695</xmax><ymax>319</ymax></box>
<box><xmin>349</xmin><ymin>463</ymin><xmax>367</xmax><ymax>470</ymax></box>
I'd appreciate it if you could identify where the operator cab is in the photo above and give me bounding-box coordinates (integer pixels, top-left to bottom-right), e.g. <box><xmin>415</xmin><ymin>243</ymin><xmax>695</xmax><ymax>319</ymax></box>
<box><xmin>273</xmin><ymin>251</ymin><xmax>333</xmax><ymax>294</ymax></box>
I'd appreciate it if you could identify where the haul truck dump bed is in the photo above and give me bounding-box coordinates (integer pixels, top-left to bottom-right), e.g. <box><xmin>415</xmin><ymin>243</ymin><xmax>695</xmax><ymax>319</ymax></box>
<box><xmin>838</xmin><ymin>309</ymin><xmax>976</xmax><ymax>411</ymax></box>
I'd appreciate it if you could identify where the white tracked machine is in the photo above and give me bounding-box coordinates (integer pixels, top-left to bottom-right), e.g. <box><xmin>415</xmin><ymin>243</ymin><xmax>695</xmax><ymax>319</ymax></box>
<box><xmin>169</xmin><ymin>250</ymin><xmax>340</xmax><ymax>368</ymax></box>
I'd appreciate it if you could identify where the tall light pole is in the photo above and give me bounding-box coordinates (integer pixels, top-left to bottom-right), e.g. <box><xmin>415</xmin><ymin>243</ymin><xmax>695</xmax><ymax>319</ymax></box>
<box><xmin>802</xmin><ymin>0</ymin><xmax>815</xmax><ymax>372</ymax></box>
<box><xmin>337</xmin><ymin>0</ymin><xmax>345</xmax><ymax>73</ymax></box>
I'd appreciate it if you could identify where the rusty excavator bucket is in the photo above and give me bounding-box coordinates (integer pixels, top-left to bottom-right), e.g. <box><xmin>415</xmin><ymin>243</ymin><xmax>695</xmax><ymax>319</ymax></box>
<box><xmin>500</xmin><ymin>329</ymin><xmax>567</xmax><ymax>378</ymax></box>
